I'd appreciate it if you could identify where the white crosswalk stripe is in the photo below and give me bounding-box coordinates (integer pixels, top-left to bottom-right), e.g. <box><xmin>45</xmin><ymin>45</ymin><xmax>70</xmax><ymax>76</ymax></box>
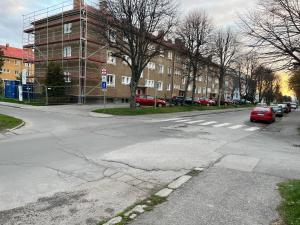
<box><xmin>229</xmin><ymin>125</ymin><xmax>245</xmax><ymax>129</ymax></box>
<box><xmin>185</xmin><ymin>120</ymin><xmax>205</xmax><ymax>124</ymax></box>
<box><xmin>245</xmin><ymin>127</ymin><xmax>260</xmax><ymax>132</ymax></box>
<box><xmin>174</xmin><ymin>119</ymin><xmax>190</xmax><ymax>123</ymax></box>
<box><xmin>213</xmin><ymin>123</ymin><xmax>231</xmax><ymax>128</ymax></box>
<box><xmin>200</xmin><ymin>121</ymin><xmax>218</xmax><ymax>126</ymax></box>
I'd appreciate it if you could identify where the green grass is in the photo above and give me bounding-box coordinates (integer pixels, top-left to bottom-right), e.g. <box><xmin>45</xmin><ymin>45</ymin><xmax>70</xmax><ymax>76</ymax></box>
<box><xmin>278</xmin><ymin>180</ymin><xmax>300</xmax><ymax>225</ymax></box>
<box><xmin>93</xmin><ymin>104</ymin><xmax>253</xmax><ymax>116</ymax></box>
<box><xmin>0</xmin><ymin>97</ymin><xmax>44</xmax><ymax>106</ymax></box>
<box><xmin>98</xmin><ymin>195</ymin><xmax>167</xmax><ymax>225</ymax></box>
<box><xmin>0</xmin><ymin>114</ymin><xmax>23</xmax><ymax>132</ymax></box>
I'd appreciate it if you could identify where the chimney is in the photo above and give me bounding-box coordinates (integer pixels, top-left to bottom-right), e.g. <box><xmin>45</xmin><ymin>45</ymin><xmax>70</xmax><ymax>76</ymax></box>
<box><xmin>74</xmin><ymin>0</ymin><xmax>84</xmax><ymax>9</ymax></box>
<box><xmin>5</xmin><ymin>43</ymin><xmax>9</xmax><ymax>49</ymax></box>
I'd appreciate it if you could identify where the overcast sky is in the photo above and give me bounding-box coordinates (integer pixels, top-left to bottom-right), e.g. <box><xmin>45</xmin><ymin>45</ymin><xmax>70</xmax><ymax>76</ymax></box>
<box><xmin>0</xmin><ymin>0</ymin><xmax>258</xmax><ymax>48</ymax></box>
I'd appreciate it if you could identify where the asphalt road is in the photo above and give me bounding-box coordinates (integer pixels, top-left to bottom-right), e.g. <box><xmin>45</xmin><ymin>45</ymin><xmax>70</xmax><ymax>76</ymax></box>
<box><xmin>0</xmin><ymin>103</ymin><xmax>299</xmax><ymax>225</ymax></box>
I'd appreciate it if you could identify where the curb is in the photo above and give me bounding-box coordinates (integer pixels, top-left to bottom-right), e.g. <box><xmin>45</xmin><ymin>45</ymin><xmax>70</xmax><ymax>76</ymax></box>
<box><xmin>8</xmin><ymin>121</ymin><xmax>25</xmax><ymax>132</ymax></box>
<box><xmin>100</xmin><ymin>167</ymin><xmax>205</xmax><ymax>225</ymax></box>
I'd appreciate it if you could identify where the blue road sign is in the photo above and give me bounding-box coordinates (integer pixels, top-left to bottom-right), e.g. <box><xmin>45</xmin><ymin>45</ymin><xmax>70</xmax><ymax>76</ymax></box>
<box><xmin>101</xmin><ymin>81</ymin><xmax>107</xmax><ymax>89</ymax></box>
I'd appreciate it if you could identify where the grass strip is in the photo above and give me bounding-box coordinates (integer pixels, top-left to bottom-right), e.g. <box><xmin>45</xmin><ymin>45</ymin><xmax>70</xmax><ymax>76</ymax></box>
<box><xmin>93</xmin><ymin>105</ymin><xmax>253</xmax><ymax>116</ymax></box>
<box><xmin>278</xmin><ymin>180</ymin><xmax>300</xmax><ymax>225</ymax></box>
<box><xmin>0</xmin><ymin>114</ymin><xmax>23</xmax><ymax>132</ymax></box>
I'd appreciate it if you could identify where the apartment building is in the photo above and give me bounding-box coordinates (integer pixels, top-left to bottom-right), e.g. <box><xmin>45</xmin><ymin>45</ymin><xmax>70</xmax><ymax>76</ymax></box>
<box><xmin>23</xmin><ymin>0</ymin><xmax>220</xmax><ymax>103</ymax></box>
<box><xmin>0</xmin><ymin>44</ymin><xmax>34</xmax><ymax>81</ymax></box>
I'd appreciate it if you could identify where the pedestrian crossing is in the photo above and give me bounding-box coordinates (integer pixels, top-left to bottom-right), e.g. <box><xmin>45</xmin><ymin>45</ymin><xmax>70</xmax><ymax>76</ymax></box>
<box><xmin>146</xmin><ymin>117</ymin><xmax>262</xmax><ymax>132</ymax></box>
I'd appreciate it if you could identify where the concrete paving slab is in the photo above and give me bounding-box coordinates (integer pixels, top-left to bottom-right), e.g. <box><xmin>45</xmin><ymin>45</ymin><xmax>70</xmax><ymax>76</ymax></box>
<box><xmin>215</xmin><ymin>155</ymin><xmax>260</xmax><ymax>172</ymax></box>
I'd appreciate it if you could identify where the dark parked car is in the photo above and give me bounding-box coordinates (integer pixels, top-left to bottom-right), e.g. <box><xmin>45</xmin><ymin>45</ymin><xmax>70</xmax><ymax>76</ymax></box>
<box><xmin>250</xmin><ymin>106</ymin><xmax>276</xmax><ymax>123</ymax></box>
<box><xmin>283</xmin><ymin>102</ymin><xmax>292</xmax><ymax>113</ymax></box>
<box><xmin>172</xmin><ymin>96</ymin><xmax>193</xmax><ymax>105</ymax></box>
<box><xmin>271</xmin><ymin>104</ymin><xmax>284</xmax><ymax>117</ymax></box>
<box><xmin>136</xmin><ymin>95</ymin><xmax>166</xmax><ymax>107</ymax></box>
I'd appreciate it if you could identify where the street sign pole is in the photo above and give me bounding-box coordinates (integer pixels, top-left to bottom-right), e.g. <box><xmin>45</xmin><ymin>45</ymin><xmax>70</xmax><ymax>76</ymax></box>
<box><xmin>101</xmin><ymin>68</ymin><xmax>108</xmax><ymax>109</ymax></box>
<box><xmin>154</xmin><ymin>82</ymin><xmax>158</xmax><ymax>109</ymax></box>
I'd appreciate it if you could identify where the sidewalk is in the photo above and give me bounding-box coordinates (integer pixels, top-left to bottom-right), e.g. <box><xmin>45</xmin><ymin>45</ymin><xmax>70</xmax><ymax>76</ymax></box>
<box><xmin>130</xmin><ymin>167</ymin><xmax>282</xmax><ymax>225</ymax></box>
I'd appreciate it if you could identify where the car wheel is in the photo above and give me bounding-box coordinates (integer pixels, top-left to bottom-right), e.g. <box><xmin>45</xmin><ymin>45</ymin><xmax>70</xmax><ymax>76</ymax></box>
<box><xmin>136</xmin><ymin>103</ymin><xmax>141</xmax><ymax>107</ymax></box>
<box><xmin>250</xmin><ymin>119</ymin><xmax>254</xmax><ymax>122</ymax></box>
<box><xmin>157</xmin><ymin>103</ymin><xmax>163</xmax><ymax>108</ymax></box>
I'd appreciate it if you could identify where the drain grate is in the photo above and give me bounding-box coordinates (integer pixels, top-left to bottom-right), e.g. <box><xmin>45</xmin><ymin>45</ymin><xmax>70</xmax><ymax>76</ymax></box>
<box><xmin>293</xmin><ymin>144</ymin><xmax>300</xmax><ymax>148</ymax></box>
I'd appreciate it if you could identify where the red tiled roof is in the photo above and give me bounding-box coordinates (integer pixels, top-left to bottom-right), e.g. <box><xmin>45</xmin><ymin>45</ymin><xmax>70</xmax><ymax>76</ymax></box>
<box><xmin>0</xmin><ymin>44</ymin><xmax>34</xmax><ymax>62</ymax></box>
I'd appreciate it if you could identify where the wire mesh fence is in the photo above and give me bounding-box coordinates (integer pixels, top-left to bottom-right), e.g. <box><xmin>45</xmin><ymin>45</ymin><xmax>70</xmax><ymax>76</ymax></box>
<box><xmin>0</xmin><ymin>82</ymin><xmax>113</xmax><ymax>105</ymax></box>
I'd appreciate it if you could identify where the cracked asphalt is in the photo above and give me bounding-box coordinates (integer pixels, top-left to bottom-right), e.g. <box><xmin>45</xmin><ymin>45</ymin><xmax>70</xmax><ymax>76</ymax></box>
<box><xmin>0</xmin><ymin>103</ymin><xmax>299</xmax><ymax>225</ymax></box>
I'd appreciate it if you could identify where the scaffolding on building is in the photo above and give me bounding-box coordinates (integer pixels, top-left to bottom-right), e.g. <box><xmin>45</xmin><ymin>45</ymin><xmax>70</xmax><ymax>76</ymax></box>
<box><xmin>22</xmin><ymin>0</ymin><xmax>106</xmax><ymax>104</ymax></box>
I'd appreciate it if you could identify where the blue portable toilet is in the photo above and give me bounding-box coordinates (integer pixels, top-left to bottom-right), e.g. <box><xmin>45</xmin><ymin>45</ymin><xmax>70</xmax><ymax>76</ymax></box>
<box><xmin>4</xmin><ymin>80</ymin><xmax>21</xmax><ymax>99</ymax></box>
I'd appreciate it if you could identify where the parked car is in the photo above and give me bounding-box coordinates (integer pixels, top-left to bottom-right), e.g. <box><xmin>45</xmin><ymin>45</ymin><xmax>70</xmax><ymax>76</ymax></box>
<box><xmin>283</xmin><ymin>102</ymin><xmax>292</xmax><ymax>112</ymax></box>
<box><xmin>171</xmin><ymin>96</ymin><xmax>193</xmax><ymax>105</ymax></box>
<box><xmin>278</xmin><ymin>103</ymin><xmax>289</xmax><ymax>113</ymax></box>
<box><xmin>250</xmin><ymin>106</ymin><xmax>276</xmax><ymax>123</ymax></box>
<box><xmin>195</xmin><ymin>98</ymin><xmax>216</xmax><ymax>106</ymax></box>
<box><xmin>291</xmin><ymin>102</ymin><xmax>298</xmax><ymax>109</ymax></box>
<box><xmin>271</xmin><ymin>104</ymin><xmax>284</xmax><ymax>117</ymax></box>
<box><xmin>136</xmin><ymin>95</ymin><xmax>166</xmax><ymax>107</ymax></box>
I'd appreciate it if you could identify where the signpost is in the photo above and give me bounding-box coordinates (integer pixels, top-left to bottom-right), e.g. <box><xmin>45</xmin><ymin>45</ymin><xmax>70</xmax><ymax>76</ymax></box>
<box><xmin>101</xmin><ymin>68</ymin><xmax>107</xmax><ymax>108</ymax></box>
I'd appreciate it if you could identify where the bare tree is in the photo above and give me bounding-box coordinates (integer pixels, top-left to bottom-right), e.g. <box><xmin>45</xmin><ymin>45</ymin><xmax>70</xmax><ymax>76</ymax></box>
<box><xmin>212</xmin><ymin>28</ymin><xmax>238</xmax><ymax>106</ymax></box>
<box><xmin>0</xmin><ymin>48</ymin><xmax>4</xmax><ymax>74</ymax></box>
<box><xmin>99</xmin><ymin>0</ymin><xmax>177</xmax><ymax>108</ymax></box>
<box><xmin>253</xmin><ymin>65</ymin><xmax>275</xmax><ymax>103</ymax></box>
<box><xmin>240</xmin><ymin>0</ymin><xmax>300</xmax><ymax>69</ymax></box>
<box><xmin>177</xmin><ymin>10</ymin><xmax>213</xmax><ymax>101</ymax></box>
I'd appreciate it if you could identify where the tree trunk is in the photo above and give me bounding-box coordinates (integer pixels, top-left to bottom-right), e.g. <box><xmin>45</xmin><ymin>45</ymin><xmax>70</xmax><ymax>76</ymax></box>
<box><xmin>217</xmin><ymin>68</ymin><xmax>225</xmax><ymax>107</ymax></box>
<box><xmin>191</xmin><ymin>68</ymin><xmax>197</xmax><ymax>102</ymax></box>
<box><xmin>129</xmin><ymin>80</ymin><xmax>138</xmax><ymax>109</ymax></box>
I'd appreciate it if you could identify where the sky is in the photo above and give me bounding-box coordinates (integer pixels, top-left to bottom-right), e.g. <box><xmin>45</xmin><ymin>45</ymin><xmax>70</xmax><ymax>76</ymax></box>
<box><xmin>0</xmin><ymin>0</ymin><xmax>258</xmax><ymax>48</ymax></box>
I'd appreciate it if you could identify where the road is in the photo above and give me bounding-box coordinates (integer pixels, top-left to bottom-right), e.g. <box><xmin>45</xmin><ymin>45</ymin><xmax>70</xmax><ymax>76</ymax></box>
<box><xmin>0</xmin><ymin>103</ymin><xmax>299</xmax><ymax>225</ymax></box>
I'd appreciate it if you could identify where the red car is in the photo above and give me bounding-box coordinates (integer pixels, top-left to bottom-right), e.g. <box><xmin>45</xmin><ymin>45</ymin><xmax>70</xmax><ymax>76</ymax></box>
<box><xmin>136</xmin><ymin>95</ymin><xmax>166</xmax><ymax>107</ymax></box>
<box><xmin>250</xmin><ymin>107</ymin><xmax>276</xmax><ymax>123</ymax></box>
<box><xmin>195</xmin><ymin>98</ymin><xmax>216</xmax><ymax>106</ymax></box>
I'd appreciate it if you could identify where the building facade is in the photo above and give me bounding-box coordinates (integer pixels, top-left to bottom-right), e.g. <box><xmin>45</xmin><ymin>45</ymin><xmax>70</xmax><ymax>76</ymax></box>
<box><xmin>0</xmin><ymin>44</ymin><xmax>34</xmax><ymax>81</ymax></box>
<box><xmin>23</xmin><ymin>0</ymin><xmax>226</xmax><ymax>103</ymax></box>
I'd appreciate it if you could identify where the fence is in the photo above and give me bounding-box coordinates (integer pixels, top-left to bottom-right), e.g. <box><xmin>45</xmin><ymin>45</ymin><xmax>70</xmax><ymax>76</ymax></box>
<box><xmin>1</xmin><ymin>82</ymin><xmax>114</xmax><ymax>105</ymax></box>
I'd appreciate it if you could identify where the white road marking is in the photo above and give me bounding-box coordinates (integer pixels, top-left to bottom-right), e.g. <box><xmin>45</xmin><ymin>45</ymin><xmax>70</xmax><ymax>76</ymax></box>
<box><xmin>229</xmin><ymin>125</ymin><xmax>245</xmax><ymax>129</ymax></box>
<box><xmin>147</xmin><ymin>118</ymin><xmax>181</xmax><ymax>123</ymax></box>
<box><xmin>245</xmin><ymin>127</ymin><xmax>260</xmax><ymax>132</ymax></box>
<box><xmin>199</xmin><ymin>121</ymin><xmax>218</xmax><ymax>126</ymax></box>
<box><xmin>174</xmin><ymin>119</ymin><xmax>190</xmax><ymax>123</ymax></box>
<box><xmin>213</xmin><ymin>123</ymin><xmax>231</xmax><ymax>128</ymax></box>
<box><xmin>185</xmin><ymin>120</ymin><xmax>205</xmax><ymax>124</ymax></box>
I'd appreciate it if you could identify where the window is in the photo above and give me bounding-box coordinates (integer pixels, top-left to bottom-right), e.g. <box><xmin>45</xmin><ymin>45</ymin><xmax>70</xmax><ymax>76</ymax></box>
<box><xmin>168</xmin><ymin>51</ymin><xmax>173</xmax><ymax>60</ymax></box>
<box><xmin>157</xmin><ymin>81</ymin><xmax>163</xmax><ymax>91</ymax></box>
<box><xmin>64</xmin><ymin>72</ymin><xmax>71</xmax><ymax>83</ymax></box>
<box><xmin>174</xmin><ymin>84</ymin><xmax>180</xmax><ymax>90</ymax></box>
<box><xmin>147</xmin><ymin>62</ymin><xmax>155</xmax><ymax>70</ymax></box>
<box><xmin>182</xmin><ymin>77</ymin><xmax>186</xmax><ymax>84</ymax></box>
<box><xmin>64</xmin><ymin>46</ymin><xmax>72</xmax><ymax>58</ymax></box>
<box><xmin>145</xmin><ymin>79</ymin><xmax>155</xmax><ymax>88</ymax></box>
<box><xmin>122</xmin><ymin>76</ymin><xmax>131</xmax><ymax>85</ymax></box>
<box><xmin>188</xmin><ymin>84</ymin><xmax>192</xmax><ymax>91</ymax></box>
<box><xmin>160</xmin><ymin>50</ymin><xmax>165</xmax><ymax>58</ymax></box>
<box><xmin>197</xmin><ymin>87</ymin><xmax>202</xmax><ymax>94</ymax></box>
<box><xmin>158</xmin><ymin>64</ymin><xmax>164</xmax><ymax>74</ymax></box>
<box><xmin>207</xmin><ymin>88</ymin><xmax>211</xmax><ymax>93</ymax></box>
<box><xmin>107</xmin><ymin>51</ymin><xmax>116</xmax><ymax>64</ymax></box>
<box><xmin>109</xmin><ymin>29</ymin><xmax>116</xmax><ymax>42</ymax></box>
<box><xmin>215</xmin><ymin>79</ymin><xmax>219</xmax><ymax>84</ymax></box>
<box><xmin>107</xmin><ymin>74</ymin><xmax>115</xmax><ymax>86</ymax></box>
<box><xmin>174</xmin><ymin>69</ymin><xmax>181</xmax><ymax>76</ymax></box>
<box><xmin>64</xmin><ymin>23</ymin><xmax>72</xmax><ymax>34</ymax></box>
<box><xmin>167</xmin><ymin>84</ymin><xmax>171</xmax><ymax>91</ymax></box>
<box><xmin>168</xmin><ymin>67</ymin><xmax>172</xmax><ymax>75</ymax></box>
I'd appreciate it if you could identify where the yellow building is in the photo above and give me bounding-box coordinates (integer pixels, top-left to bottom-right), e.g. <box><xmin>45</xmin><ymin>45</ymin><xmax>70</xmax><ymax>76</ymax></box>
<box><xmin>0</xmin><ymin>44</ymin><xmax>34</xmax><ymax>81</ymax></box>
